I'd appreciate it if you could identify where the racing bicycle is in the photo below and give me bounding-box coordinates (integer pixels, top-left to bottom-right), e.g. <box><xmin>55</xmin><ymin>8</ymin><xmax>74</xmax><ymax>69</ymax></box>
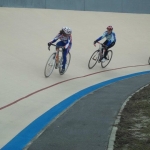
<box><xmin>44</xmin><ymin>44</ymin><xmax>71</xmax><ymax>77</ymax></box>
<box><xmin>88</xmin><ymin>42</ymin><xmax>113</xmax><ymax>69</ymax></box>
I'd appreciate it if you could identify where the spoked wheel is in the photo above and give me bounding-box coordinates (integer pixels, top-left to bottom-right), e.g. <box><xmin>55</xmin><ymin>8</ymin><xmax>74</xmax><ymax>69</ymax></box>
<box><xmin>44</xmin><ymin>53</ymin><xmax>56</xmax><ymax>77</ymax></box>
<box><xmin>59</xmin><ymin>52</ymin><xmax>71</xmax><ymax>75</ymax></box>
<box><xmin>88</xmin><ymin>50</ymin><xmax>100</xmax><ymax>69</ymax></box>
<box><xmin>148</xmin><ymin>57</ymin><xmax>150</xmax><ymax>65</ymax></box>
<box><xmin>101</xmin><ymin>50</ymin><xmax>113</xmax><ymax>68</ymax></box>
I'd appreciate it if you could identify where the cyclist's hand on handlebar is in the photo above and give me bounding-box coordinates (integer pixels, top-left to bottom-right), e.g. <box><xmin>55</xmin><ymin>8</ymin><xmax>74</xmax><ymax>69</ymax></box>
<box><xmin>48</xmin><ymin>42</ymin><xmax>52</xmax><ymax>47</ymax></box>
<box><xmin>93</xmin><ymin>41</ymin><xmax>97</xmax><ymax>47</ymax></box>
<box><xmin>48</xmin><ymin>42</ymin><xmax>52</xmax><ymax>50</ymax></box>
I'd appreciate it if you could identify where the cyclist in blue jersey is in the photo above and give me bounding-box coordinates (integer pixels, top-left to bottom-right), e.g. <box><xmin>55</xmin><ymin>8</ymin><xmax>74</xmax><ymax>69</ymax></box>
<box><xmin>48</xmin><ymin>27</ymin><xmax>72</xmax><ymax>74</ymax></box>
<box><xmin>93</xmin><ymin>26</ymin><xmax>116</xmax><ymax>62</ymax></box>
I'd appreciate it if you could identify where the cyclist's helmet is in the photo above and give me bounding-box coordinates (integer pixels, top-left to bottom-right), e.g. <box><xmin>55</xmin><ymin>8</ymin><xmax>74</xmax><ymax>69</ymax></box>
<box><xmin>62</xmin><ymin>27</ymin><xmax>72</xmax><ymax>35</ymax></box>
<box><xmin>107</xmin><ymin>26</ymin><xmax>113</xmax><ymax>31</ymax></box>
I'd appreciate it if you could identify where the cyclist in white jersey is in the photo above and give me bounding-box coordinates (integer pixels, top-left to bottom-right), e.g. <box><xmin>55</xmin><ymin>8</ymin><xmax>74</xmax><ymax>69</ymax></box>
<box><xmin>93</xmin><ymin>26</ymin><xmax>116</xmax><ymax>62</ymax></box>
<box><xmin>48</xmin><ymin>27</ymin><xmax>72</xmax><ymax>74</ymax></box>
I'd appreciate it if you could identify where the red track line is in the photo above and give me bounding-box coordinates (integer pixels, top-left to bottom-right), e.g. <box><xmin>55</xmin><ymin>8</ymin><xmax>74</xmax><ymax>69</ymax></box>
<box><xmin>0</xmin><ymin>64</ymin><xmax>149</xmax><ymax>110</ymax></box>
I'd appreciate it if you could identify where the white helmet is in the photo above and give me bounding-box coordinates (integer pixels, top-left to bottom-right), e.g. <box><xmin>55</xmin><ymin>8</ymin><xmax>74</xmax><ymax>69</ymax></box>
<box><xmin>62</xmin><ymin>27</ymin><xmax>72</xmax><ymax>35</ymax></box>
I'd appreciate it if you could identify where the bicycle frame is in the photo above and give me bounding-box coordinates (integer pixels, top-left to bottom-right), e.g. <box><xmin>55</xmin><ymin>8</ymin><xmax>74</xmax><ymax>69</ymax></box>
<box><xmin>45</xmin><ymin>43</ymin><xmax>71</xmax><ymax>77</ymax></box>
<box><xmin>48</xmin><ymin>43</ymin><xmax>63</xmax><ymax>61</ymax></box>
<box><xmin>97</xmin><ymin>42</ymin><xmax>106</xmax><ymax>59</ymax></box>
<box><xmin>48</xmin><ymin>43</ymin><xmax>63</xmax><ymax>52</ymax></box>
<box><xmin>88</xmin><ymin>42</ymin><xmax>113</xmax><ymax>69</ymax></box>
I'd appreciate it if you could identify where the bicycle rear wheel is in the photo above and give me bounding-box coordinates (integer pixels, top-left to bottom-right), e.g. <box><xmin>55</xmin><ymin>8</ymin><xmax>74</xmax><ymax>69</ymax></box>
<box><xmin>88</xmin><ymin>50</ymin><xmax>100</xmax><ymax>69</ymax></box>
<box><xmin>101</xmin><ymin>50</ymin><xmax>113</xmax><ymax>68</ymax></box>
<box><xmin>59</xmin><ymin>52</ymin><xmax>71</xmax><ymax>75</ymax></box>
<box><xmin>44</xmin><ymin>53</ymin><xmax>56</xmax><ymax>77</ymax></box>
<box><xmin>148</xmin><ymin>57</ymin><xmax>150</xmax><ymax>65</ymax></box>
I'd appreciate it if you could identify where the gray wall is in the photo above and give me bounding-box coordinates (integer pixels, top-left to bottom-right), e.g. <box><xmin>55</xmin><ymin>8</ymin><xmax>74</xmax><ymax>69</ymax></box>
<box><xmin>85</xmin><ymin>0</ymin><xmax>150</xmax><ymax>14</ymax></box>
<box><xmin>0</xmin><ymin>0</ymin><xmax>45</xmax><ymax>8</ymax></box>
<box><xmin>0</xmin><ymin>0</ymin><xmax>150</xmax><ymax>14</ymax></box>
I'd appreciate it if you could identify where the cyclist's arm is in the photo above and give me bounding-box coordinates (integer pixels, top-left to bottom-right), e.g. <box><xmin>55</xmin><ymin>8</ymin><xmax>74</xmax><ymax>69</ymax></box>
<box><xmin>64</xmin><ymin>39</ymin><xmax>71</xmax><ymax>49</ymax></box>
<box><xmin>64</xmin><ymin>36</ymin><xmax>72</xmax><ymax>49</ymax></box>
<box><xmin>95</xmin><ymin>32</ymin><xmax>107</xmax><ymax>42</ymax></box>
<box><xmin>50</xmin><ymin>34</ymin><xmax>60</xmax><ymax>43</ymax></box>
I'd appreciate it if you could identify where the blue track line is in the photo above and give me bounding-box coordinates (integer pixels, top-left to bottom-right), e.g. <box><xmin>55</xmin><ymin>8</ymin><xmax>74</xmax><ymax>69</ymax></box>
<box><xmin>1</xmin><ymin>70</ymin><xmax>150</xmax><ymax>150</ymax></box>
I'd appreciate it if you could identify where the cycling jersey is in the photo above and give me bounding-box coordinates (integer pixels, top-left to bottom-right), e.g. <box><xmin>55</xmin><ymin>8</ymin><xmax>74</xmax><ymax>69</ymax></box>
<box><xmin>50</xmin><ymin>34</ymin><xmax>72</xmax><ymax>49</ymax></box>
<box><xmin>96</xmin><ymin>31</ymin><xmax>116</xmax><ymax>46</ymax></box>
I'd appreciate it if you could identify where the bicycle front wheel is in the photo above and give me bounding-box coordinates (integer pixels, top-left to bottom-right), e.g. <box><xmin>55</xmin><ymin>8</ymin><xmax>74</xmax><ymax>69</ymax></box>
<box><xmin>88</xmin><ymin>50</ymin><xmax>99</xmax><ymax>69</ymax></box>
<box><xmin>59</xmin><ymin>52</ymin><xmax>71</xmax><ymax>75</ymax></box>
<box><xmin>44</xmin><ymin>53</ymin><xmax>56</xmax><ymax>77</ymax></box>
<box><xmin>101</xmin><ymin>50</ymin><xmax>113</xmax><ymax>68</ymax></box>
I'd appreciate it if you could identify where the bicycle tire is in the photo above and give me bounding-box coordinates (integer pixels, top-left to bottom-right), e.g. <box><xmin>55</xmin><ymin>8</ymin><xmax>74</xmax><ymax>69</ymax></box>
<box><xmin>44</xmin><ymin>53</ymin><xmax>56</xmax><ymax>77</ymax></box>
<box><xmin>101</xmin><ymin>50</ymin><xmax>113</xmax><ymax>68</ymax></box>
<box><xmin>59</xmin><ymin>52</ymin><xmax>71</xmax><ymax>75</ymax></box>
<box><xmin>88</xmin><ymin>50</ymin><xmax>99</xmax><ymax>69</ymax></box>
<box><xmin>148</xmin><ymin>57</ymin><xmax>150</xmax><ymax>65</ymax></box>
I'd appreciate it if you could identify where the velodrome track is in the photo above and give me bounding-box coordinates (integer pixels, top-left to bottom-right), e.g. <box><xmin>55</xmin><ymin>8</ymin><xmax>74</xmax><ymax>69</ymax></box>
<box><xmin>0</xmin><ymin>7</ymin><xmax>150</xmax><ymax>149</ymax></box>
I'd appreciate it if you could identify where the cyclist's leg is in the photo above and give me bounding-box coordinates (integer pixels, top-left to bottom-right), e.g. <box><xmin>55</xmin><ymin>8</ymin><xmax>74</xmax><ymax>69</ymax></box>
<box><xmin>62</xmin><ymin>44</ymin><xmax>71</xmax><ymax>70</ymax></box>
<box><xmin>102</xmin><ymin>40</ymin><xmax>108</xmax><ymax>56</ymax></box>
<box><xmin>104</xmin><ymin>42</ymin><xmax>115</xmax><ymax>59</ymax></box>
<box><xmin>103</xmin><ymin>40</ymin><xmax>108</xmax><ymax>45</ymax></box>
<box><xmin>107</xmin><ymin>42</ymin><xmax>115</xmax><ymax>49</ymax></box>
<box><xmin>102</xmin><ymin>40</ymin><xmax>108</xmax><ymax>59</ymax></box>
<box><xmin>62</xmin><ymin>49</ymin><xmax>67</xmax><ymax>70</ymax></box>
